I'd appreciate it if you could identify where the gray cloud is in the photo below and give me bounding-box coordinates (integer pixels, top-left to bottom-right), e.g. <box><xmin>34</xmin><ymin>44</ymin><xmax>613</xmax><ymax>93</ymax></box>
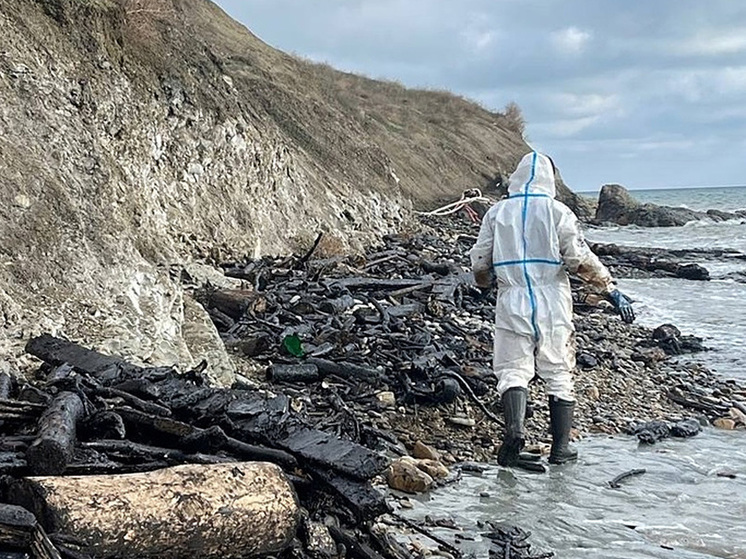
<box><xmin>215</xmin><ymin>0</ymin><xmax>746</xmax><ymax>190</ymax></box>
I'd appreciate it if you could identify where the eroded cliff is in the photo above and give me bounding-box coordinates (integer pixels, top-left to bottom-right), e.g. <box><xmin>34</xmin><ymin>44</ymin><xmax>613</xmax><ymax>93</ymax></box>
<box><xmin>0</xmin><ymin>0</ymin><xmax>559</xmax><ymax>379</ymax></box>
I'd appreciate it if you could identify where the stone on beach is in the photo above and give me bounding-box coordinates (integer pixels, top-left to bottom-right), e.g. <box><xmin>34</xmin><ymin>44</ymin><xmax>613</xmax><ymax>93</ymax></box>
<box><xmin>387</xmin><ymin>457</ymin><xmax>435</xmax><ymax>493</ymax></box>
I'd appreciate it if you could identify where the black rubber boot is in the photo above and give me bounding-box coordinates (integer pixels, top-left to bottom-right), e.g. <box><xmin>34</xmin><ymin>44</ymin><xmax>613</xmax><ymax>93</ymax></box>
<box><xmin>497</xmin><ymin>387</ymin><xmax>527</xmax><ymax>467</ymax></box>
<box><xmin>498</xmin><ymin>388</ymin><xmax>546</xmax><ymax>472</ymax></box>
<box><xmin>549</xmin><ymin>396</ymin><xmax>578</xmax><ymax>464</ymax></box>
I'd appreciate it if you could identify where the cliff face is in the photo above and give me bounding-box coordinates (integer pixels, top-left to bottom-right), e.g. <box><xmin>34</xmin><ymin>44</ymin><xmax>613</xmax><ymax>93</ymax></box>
<box><xmin>0</xmin><ymin>0</ymin><xmax>564</xmax><ymax>377</ymax></box>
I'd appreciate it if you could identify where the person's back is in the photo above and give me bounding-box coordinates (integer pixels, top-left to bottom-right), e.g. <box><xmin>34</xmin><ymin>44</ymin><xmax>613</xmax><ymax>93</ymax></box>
<box><xmin>470</xmin><ymin>151</ymin><xmax>635</xmax><ymax>470</ymax></box>
<box><xmin>472</xmin><ymin>152</ymin><xmax>577</xmax><ymax>340</ymax></box>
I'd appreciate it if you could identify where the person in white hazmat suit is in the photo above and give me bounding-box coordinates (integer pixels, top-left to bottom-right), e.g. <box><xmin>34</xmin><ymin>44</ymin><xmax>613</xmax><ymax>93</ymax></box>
<box><xmin>470</xmin><ymin>152</ymin><xmax>635</xmax><ymax>469</ymax></box>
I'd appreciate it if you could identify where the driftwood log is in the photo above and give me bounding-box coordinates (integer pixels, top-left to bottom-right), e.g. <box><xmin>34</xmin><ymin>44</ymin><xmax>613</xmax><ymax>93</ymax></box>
<box><xmin>25</xmin><ymin>392</ymin><xmax>84</xmax><ymax>475</ymax></box>
<box><xmin>206</xmin><ymin>289</ymin><xmax>264</xmax><ymax>320</ymax></box>
<box><xmin>0</xmin><ymin>503</ymin><xmax>61</xmax><ymax>559</ymax></box>
<box><xmin>25</xmin><ymin>334</ymin><xmax>141</xmax><ymax>378</ymax></box>
<box><xmin>0</xmin><ymin>369</ymin><xmax>13</xmax><ymax>399</ymax></box>
<box><xmin>6</xmin><ymin>462</ymin><xmax>299</xmax><ymax>559</ymax></box>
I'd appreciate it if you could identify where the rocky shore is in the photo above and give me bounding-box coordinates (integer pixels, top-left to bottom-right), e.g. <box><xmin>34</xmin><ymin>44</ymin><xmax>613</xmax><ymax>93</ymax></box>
<box><xmin>201</xmin><ymin>212</ymin><xmax>746</xmax><ymax>469</ymax></box>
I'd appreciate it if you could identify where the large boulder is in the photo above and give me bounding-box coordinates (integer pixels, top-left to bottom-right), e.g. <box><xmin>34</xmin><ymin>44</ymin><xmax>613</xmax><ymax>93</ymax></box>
<box><xmin>595</xmin><ymin>184</ymin><xmax>704</xmax><ymax>227</ymax></box>
<box><xmin>594</xmin><ymin>184</ymin><xmax>641</xmax><ymax>224</ymax></box>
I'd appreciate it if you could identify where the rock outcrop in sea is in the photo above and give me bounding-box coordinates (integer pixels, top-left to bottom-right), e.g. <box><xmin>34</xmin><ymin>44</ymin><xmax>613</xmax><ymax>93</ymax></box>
<box><xmin>595</xmin><ymin>184</ymin><xmax>746</xmax><ymax>227</ymax></box>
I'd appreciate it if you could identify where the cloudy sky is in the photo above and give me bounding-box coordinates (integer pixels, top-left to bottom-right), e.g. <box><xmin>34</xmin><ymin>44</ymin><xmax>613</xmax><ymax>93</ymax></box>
<box><xmin>214</xmin><ymin>1</ymin><xmax>746</xmax><ymax>192</ymax></box>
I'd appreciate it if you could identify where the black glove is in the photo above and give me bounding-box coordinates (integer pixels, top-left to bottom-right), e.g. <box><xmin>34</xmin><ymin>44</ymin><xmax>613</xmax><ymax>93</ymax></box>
<box><xmin>607</xmin><ymin>289</ymin><xmax>635</xmax><ymax>323</ymax></box>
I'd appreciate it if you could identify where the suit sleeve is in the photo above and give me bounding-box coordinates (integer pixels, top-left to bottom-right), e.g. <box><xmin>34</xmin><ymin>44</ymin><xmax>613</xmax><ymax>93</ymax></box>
<box><xmin>556</xmin><ymin>206</ymin><xmax>614</xmax><ymax>292</ymax></box>
<box><xmin>469</xmin><ymin>210</ymin><xmax>495</xmax><ymax>286</ymax></box>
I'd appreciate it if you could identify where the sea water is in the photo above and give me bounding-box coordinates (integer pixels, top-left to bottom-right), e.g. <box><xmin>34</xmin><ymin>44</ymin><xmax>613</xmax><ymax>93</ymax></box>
<box><xmin>411</xmin><ymin>187</ymin><xmax>746</xmax><ymax>558</ymax></box>
<box><xmin>585</xmin><ymin>186</ymin><xmax>746</xmax><ymax>379</ymax></box>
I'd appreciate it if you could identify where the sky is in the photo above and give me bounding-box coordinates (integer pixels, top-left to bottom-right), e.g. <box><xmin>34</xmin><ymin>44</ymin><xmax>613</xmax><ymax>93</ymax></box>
<box><xmin>214</xmin><ymin>1</ymin><xmax>746</xmax><ymax>192</ymax></box>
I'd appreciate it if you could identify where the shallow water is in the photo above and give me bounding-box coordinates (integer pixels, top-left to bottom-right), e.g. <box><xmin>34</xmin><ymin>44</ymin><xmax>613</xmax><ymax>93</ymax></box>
<box><xmin>405</xmin><ymin>432</ymin><xmax>746</xmax><ymax>558</ymax></box>
<box><xmin>586</xmin><ymin>220</ymin><xmax>746</xmax><ymax>379</ymax></box>
<box><xmin>618</xmin><ymin>277</ymin><xmax>746</xmax><ymax>380</ymax></box>
<box><xmin>587</xmin><ymin>220</ymin><xmax>746</xmax><ymax>255</ymax></box>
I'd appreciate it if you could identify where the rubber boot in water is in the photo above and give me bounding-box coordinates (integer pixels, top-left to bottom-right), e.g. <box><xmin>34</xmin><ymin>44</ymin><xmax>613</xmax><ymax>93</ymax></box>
<box><xmin>497</xmin><ymin>387</ymin><xmax>526</xmax><ymax>467</ymax></box>
<box><xmin>549</xmin><ymin>396</ymin><xmax>578</xmax><ymax>464</ymax></box>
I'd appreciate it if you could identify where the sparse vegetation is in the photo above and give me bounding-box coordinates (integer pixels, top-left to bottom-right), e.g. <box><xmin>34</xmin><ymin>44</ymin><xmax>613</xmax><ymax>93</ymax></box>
<box><xmin>502</xmin><ymin>101</ymin><xmax>526</xmax><ymax>136</ymax></box>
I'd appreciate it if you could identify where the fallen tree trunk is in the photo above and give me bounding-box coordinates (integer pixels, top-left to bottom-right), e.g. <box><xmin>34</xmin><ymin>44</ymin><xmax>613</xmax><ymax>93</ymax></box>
<box><xmin>6</xmin><ymin>462</ymin><xmax>300</xmax><ymax>559</ymax></box>
<box><xmin>25</xmin><ymin>392</ymin><xmax>84</xmax><ymax>475</ymax></box>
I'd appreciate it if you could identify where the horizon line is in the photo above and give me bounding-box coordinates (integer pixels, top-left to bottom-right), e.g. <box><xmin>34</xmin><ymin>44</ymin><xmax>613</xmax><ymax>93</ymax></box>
<box><xmin>578</xmin><ymin>183</ymin><xmax>746</xmax><ymax>193</ymax></box>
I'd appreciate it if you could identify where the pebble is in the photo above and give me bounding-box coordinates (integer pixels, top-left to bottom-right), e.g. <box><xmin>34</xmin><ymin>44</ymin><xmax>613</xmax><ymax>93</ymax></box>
<box><xmin>416</xmin><ymin>459</ymin><xmax>449</xmax><ymax>480</ymax></box>
<box><xmin>413</xmin><ymin>440</ymin><xmax>441</xmax><ymax>461</ymax></box>
<box><xmin>577</xmin><ymin>352</ymin><xmax>598</xmax><ymax>369</ymax></box>
<box><xmin>713</xmin><ymin>418</ymin><xmax>736</xmax><ymax>430</ymax></box>
<box><xmin>387</xmin><ymin>458</ymin><xmax>434</xmax><ymax>493</ymax></box>
<box><xmin>376</xmin><ymin>391</ymin><xmax>396</xmax><ymax>408</ymax></box>
<box><xmin>448</xmin><ymin>417</ymin><xmax>475</xmax><ymax>428</ymax></box>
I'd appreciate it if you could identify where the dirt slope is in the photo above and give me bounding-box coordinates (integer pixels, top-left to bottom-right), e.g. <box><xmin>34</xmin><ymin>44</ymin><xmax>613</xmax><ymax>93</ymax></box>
<box><xmin>0</xmin><ymin>0</ymin><xmax>583</xmax><ymax>376</ymax></box>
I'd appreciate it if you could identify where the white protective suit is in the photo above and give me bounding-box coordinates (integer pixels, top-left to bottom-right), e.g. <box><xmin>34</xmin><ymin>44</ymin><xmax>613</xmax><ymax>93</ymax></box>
<box><xmin>470</xmin><ymin>152</ymin><xmax>614</xmax><ymax>402</ymax></box>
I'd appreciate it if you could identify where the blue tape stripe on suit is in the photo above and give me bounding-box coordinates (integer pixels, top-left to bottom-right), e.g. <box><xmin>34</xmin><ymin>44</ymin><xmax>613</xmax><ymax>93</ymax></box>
<box><xmin>494</xmin><ymin>258</ymin><xmax>562</xmax><ymax>268</ymax></box>
<box><xmin>508</xmin><ymin>193</ymin><xmax>549</xmax><ymax>199</ymax></box>
<box><xmin>521</xmin><ymin>152</ymin><xmax>541</xmax><ymax>341</ymax></box>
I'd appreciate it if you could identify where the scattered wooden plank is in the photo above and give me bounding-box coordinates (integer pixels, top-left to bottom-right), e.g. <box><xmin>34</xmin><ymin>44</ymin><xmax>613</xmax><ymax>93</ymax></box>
<box><xmin>25</xmin><ymin>335</ymin><xmax>139</xmax><ymax>379</ymax></box>
<box><xmin>277</xmin><ymin>425</ymin><xmax>389</xmax><ymax>481</ymax></box>
<box><xmin>310</xmin><ymin>468</ymin><xmax>388</xmax><ymax>522</ymax></box>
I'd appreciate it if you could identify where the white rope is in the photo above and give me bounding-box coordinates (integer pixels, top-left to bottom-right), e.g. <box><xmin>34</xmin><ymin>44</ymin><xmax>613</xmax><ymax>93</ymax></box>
<box><xmin>417</xmin><ymin>189</ymin><xmax>492</xmax><ymax>216</ymax></box>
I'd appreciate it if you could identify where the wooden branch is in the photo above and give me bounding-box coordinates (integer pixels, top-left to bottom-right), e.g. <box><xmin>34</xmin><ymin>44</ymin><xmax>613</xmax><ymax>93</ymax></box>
<box><xmin>116</xmin><ymin>407</ymin><xmax>297</xmax><ymax>468</ymax></box>
<box><xmin>81</xmin><ymin>440</ymin><xmax>233</xmax><ymax>467</ymax></box>
<box><xmin>608</xmin><ymin>468</ymin><xmax>647</xmax><ymax>489</ymax></box>
<box><xmin>0</xmin><ymin>371</ymin><xmax>13</xmax><ymax>399</ymax></box>
<box><xmin>329</xmin><ymin>526</ymin><xmax>387</xmax><ymax>559</ymax></box>
<box><xmin>390</xmin><ymin>512</ymin><xmax>462</xmax><ymax>557</ymax></box>
<box><xmin>89</xmin><ymin>387</ymin><xmax>171</xmax><ymax>417</ymax></box>
<box><xmin>296</xmin><ymin>232</ymin><xmax>324</xmax><ymax>267</ymax></box>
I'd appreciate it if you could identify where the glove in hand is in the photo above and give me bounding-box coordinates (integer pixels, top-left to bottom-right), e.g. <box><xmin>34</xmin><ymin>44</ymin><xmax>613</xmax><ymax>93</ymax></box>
<box><xmin>607</xmin><ymin>289</ymin><xmax>635</xmax><ymax>323</ymax></box>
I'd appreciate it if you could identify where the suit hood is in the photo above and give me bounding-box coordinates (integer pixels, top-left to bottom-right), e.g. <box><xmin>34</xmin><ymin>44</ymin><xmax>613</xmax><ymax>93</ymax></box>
<box><xmin>507</xmin><ymin>152</ymin><xmax>556</xmax><ymax>198</ymax></box>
